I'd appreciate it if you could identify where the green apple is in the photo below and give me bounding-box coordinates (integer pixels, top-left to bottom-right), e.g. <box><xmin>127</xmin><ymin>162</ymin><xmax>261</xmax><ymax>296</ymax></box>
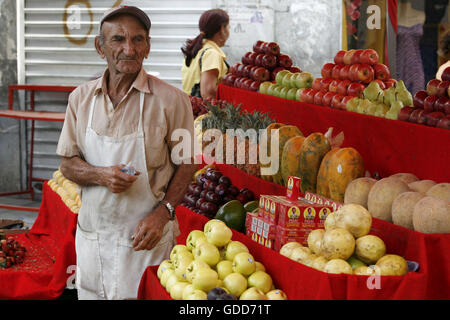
<box><xmin>259</xmin><ymin>81</ymin><xmax>272</xmax><ymax>95</ymax></box>
<box><xmin>232</xmin><ymin>252</ymin><xmax>256</xmax><ymax>276</ymax></box>
<box><xmin>205</xmin><ymin>221</ymin><xmax>232</xmax><ymax>247</ymax></box>
<box><xmin>185</xmin><ymin>259</ymin><xmax>210</xmax><ymax>282</ymax></box>
<box><xmin>161</xmin><ymin>268</ymin><xmax>176</xmax><ymax>288</ymax></box>
<box><xmin>267</xmin><ymin>84</ymin><xmax>277</xmax><ymax>96</ymax></box>
<box><xmin>191</xmin><ymin>268</ymin><xmax>219</xmax><ymax>293</ymax></box>
<box><xmin>247</xmin><ymin>271</ymin><xmax>273</xmax><ymax>294</ymax></box>
<box><xmin>281</xmin><ymin>72</ymin><xmax>294</xmax><ymax>88</ymax></box>
<box><xmin>297</xmin><ymin>72</ymin><xmax>314</xmax><ymax>88</ymax></box>
<box><xmin>254</xmin><ymin>261</ymin><xmax>266</xmax><ymax>273</ymax></box>
<box><xmin>170</xmin><ymin>245</ymin><xmax>190</xmax><ymax>261</ymax></box>
<box><xmin>170</xmin><ymin>281</ymin><xmax>190</xmax><ymax>300</ymax></box>
<box><xmin>279</xmin><ymin>87</ymin><xmax>289</xmax><ymax>99</ymax></box>
<box><xmin>225</xmin><ymin>241</ymin><xmax>249</xmax><ymax>261</ymax></box>
<box><xmin>239</xmin><ymin>287</ymin><xmax>267</xmax><ymax>300</ymax></box>
<box><xmin>182</xmin><ymin>284</ymin><xmax>195</xmax><ymax>300</ymax></box>
<box><xmin>272</xmin><ymin>85</ymin><xmax>282</xmax><ymax>98</ymax></box>
<box><xmin>194</xmin><ymin>242</ymin><xmax>220</xmax><ymax>267</ymax></box>
<box><xmin>157</xmin><ymin>259</ymin><xmax>174</xmax><ymax>279</ymax></box>
<box><xmin>296</xmin><ymin>88</ymin><xmax>305</xmax><ymax>101</ymax></box>
<box><xmin>286</xmin><ymin>88</ymin><xmax>297</xmax><ymax>100</ymax></box>
<box><xmin>275</xmin><ymin>70</ymin><xmax>290</xmax><ymax>85</ymax></box>
<box><xmin>186</xmin><ymin>230</ymin><xmax>207</xmax><ymax>252</ymax></box>
<box><xmin>216</xmin><ymin>260</ymin><xmax>234</xmax><ymax>280</ymax></box>
<box><xmin>223</xmin><ymin>272</ymin><xmax>247</xmax><ymax>297</ymax></box>
<box><xmin>266</xmin><ymin>289</ymin><xmax>288</xmax><ymax>300</ymax></box>
<box><xmin>174</xmin><ymin>255</ymin><xmax>194</xmax><ymax>279</ymax></box>
<box><xmin>185</xmin><ymin>289</ymin><xmax>208</xmax><ymax>300</ymax></box>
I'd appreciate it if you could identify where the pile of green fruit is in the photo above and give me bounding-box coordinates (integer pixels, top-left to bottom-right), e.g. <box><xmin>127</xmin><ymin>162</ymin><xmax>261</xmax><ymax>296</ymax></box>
<box><xmin>157</xmin><ymin>219</ymin><xmax>288</xmax><ymax>300</ymax></box>
<box><xmin>259</xmin><ymin>69</ymin><xmax>315</xmax><ymax>101</ymax></box>
<box><xmin>346</xmin><ymin>80</ymin><xmax>413</xmax><ymax>119</ymax></box>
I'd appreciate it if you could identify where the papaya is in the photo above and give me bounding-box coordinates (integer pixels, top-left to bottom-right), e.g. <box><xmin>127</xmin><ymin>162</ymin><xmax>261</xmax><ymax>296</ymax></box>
<box><xmin>316</xmin><ymin>148</ymin><xmax>341</xmax><ymax>199</ymax></box>
<box><xmin>328</xmin><ymin>147</ymin><xmax>365</xmax><ymax>203</ymax></box>
<box><xmin>259</xmin><ymin>123</ymin><xmax>286</xmax><ymax>182</ymax></box>
<box><xmin>298</xmin><ymin>133</ymin><xmax>331</xmax><ymax>193</ymax></box>
<box><xmin>280</xmin><ymin>135</ymin><xmax>306</xmax><ymax>186</ymax></box>
<box><xmin>271</xmin><ymin>125</ymin><xmax>304</xmax><ymax>185</ymax></box>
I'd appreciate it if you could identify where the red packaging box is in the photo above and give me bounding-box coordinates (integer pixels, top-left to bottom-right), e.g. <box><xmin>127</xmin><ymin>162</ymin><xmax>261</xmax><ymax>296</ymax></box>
<box><xmin>286</xmin><ymin>176</ymin><xmax>303</xmax><ymax>201</ymax></box>
<box><xmin>303</xmin><ymin>192</ymin><xmax>344</xmax><ymax>212</ymax></box>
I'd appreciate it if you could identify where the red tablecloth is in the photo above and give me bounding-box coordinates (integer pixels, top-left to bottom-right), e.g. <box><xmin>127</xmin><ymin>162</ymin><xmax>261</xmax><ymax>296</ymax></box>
<box><xmin>137</xmin><ymin>163</ymin><xmax>450</xmax><ymax>300</ymax></box>
<box><xmin>0</xmin><ymin>182</ymin><xmax>77</xmax><ymax>299</ymax></box>
<box><xmin>217</xmin><ymin>84</ymin><xmax>450</xmax><ymax>183</ymax></box>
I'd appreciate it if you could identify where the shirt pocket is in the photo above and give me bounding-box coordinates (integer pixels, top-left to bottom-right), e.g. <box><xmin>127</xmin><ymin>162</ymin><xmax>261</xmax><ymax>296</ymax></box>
<box><xmin>146</xmin><ymin>124</ymin><xmax>167</xmax><ymax>168</ymax></box>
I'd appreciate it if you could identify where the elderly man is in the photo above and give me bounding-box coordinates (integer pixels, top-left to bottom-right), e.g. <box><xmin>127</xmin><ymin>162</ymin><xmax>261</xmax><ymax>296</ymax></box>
<box><xmin>56</xmin><ymin>6</ymin><xmax>197</xmax><ymax>300</ymax></box>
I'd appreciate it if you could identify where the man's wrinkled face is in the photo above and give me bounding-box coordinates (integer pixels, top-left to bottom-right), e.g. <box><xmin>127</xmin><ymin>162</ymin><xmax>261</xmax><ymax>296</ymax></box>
<box><xmin>96</xmin><ymin>14</ymin><xmax>150</xmax><ymax>75</ymax></box>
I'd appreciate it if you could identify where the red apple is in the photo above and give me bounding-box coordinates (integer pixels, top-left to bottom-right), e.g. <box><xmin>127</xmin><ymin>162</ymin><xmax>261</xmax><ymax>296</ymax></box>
<box><xmin>436</xmin><ymin>116</ymin><xmax>450</xmax><ymax>129</ymax></box>
<box><xmin>445</xmin><ymin>100</ymin><xmax>450</xmax><ymax>115</ymax></box>
<box><xmin>321</xmin><ymin>63</ymin><xmax>335</xmax><ymax>78</ymax></box>
<box><xmin>299</xmin><ymin>88</ymin><xmax>313</xmax><ymax>103</ymax></box>
<box><xmin>228</xmin><ymin>74</ymin><xmax>237</xmax><ymax>87</ymax></box>
<box><xmin>242</xmin><ymin>65</ymin><xmax>252</xmax><ymax>78</ymax></box>
<box><xmin>437</xmin><ymin>81</ymin><xmax>450</xmax><ymax>97</ymax></box>
<box><xmin>264</xmin><ymin>42</ymin><xmax>280</xmax><ymax>56</ymax></box>
<box><xmin>334</xmin><ymin>50</ymin><xmax>347</xmax><ymax>64</ymax></box>
<box><xmin>230</xmin><ymin>63</ymin><xmax>240</xmax><ymax>76</ymax></box>
<box><xmin>355</xmin><ymin>64</ymin><xmax>374</xmax><ymax>84</ymax></box>
<box><xmin>442</xmin><ymin>66</ymin><xmax>450</xmax><ymax>82</ymax></box>
<box><xmin>384</xmin><ymin>78</ymin><xmax>397</xmax><ymax>88</ymax></box>
<box><xmin>320</xmin><ymin>78</ymin><xmax>334</xmax><ymax>91</ymax></box>
<box><xmin>314</xmin><ymin>91</ymin><xmax>326</xmax><ymax>106</ymax></box>
<box><xmin>236</xmin><ymin>63</ymin><xmax>246</xmax><ymax>77</ymax></box>
<box><xmin>373</xmin><ymin>63</ymin><xmax>391</xmax><ymax>81</ymax></box>
<box><xmin>289</xmin><ymin>66</ymin><xmax>302</xmax><ymax>73</ymax></box>
<box><xmin>322</xmin><ymin>92</ymin><xmax>337</xmax><ymax>107</ymax></box>
<box><xmin>372</xmin><ymin>79</ymin><xmax>386</xmax><ymax>90</ymax></box>
<box><xmin>350</xmin><ymin>49</ymin><xmax>364</xmax><ymax>64</ymax></box>
<box><xmin>252</xmin><ymin>67</ymin><xmax>270</xmax><ymax>81</ymax></box>
<box><xmin>341</xmin><ymin>96</ymin><xmax>355</xmax><ymax>110</ymax></box>
<box><xmin>409</xmin><ymin>109</ymin><xmax>424</xmax><ymax>123</ymax></box>
<box><xmin>424</xmin><ymin>95</ymin><xmax>438</xmax><ymax>112</ymax></box>
<box><xmin>417</xmin><ymin>110</ymin><xmax>431</xmax><ymax>125</ymax></box>
<box><xmin>271</xmin><ymin>67</ymin><xmax>285</xmax><ymax>81</ymax></box>
<box><xmin>305</xmin><ymin>89</ymin><xmax>319</xmax><ymax>104</ymax></box>
<box><xmin>343</xmin><ymin>49</ymin><xmax>356</xmax><ymax>65</ymax></box>
<box><xmin>413</xmin><ymin>90</ymin><xmax>428</xmax><ymax>109</ymax></box>
<box><xmin>253</xmin><ymin>40</ymin><xmax>266</xmax><ymax>54</ymax></box>
<box><xmin>426</xmin><ymin>79</ymin><xmax>442</xmax><ymax>96</ymax></box>
<box><xmin>336</xmin><ymin>80</ymin><xmax>352</xmax><ymax>95</ymax></box>
<box><xmin>249</xmin><ymin>66</ymin><xmax>259</xmax><ymax>80</ymax></box>
<box><xmin>249</xmin><ymin>80</ymin><xmax>261</xmax><ymax>92</ymax></box>
<box><xmin>347</xmin><ymin>82</ymin><xmax>365</xmax><ymax>97</ymax></box>
<box><xmin>398</xmin><ymin>106</ymin><xmax>414</xmax><ymax>121</ymax></box>
<box><xmin>255</xmin><ymin>54</ymin><xmax>265</xmax><ymax>67</ymax></box>
<box><xmin>434</xmin><ymin>96</ymin><xmax>449</xmax><ymax>113</ymax></box>
<box><xmin>278</xmin><ymin>54</ymin><xmax>293</xmax><ymax>68</ymax></box>
<box><xmin>340</xmin><ymin>65</ymin><xmax>352</xmax><ymax>80</ymax></box>
<box><xmin>262</xmin><ymin>54</ymin><xmax>278</xmax><ymax>70</ymax></box>
<box><xmin>329</xmin><ymin>80</ymin><xmax>341</xmax><ymax>93</ymax></box>
<box><xmin>332</xmin><ymin>65</ymin><xmax>345</xmax><ymax>79</ymax></box>
<box><xmin>242</xmin><ymin>52</ymin><xmax>254</xmax><ymax>65</ymax></box>
<box><xmin>312</xmin><ymin>78</ymin><xmax>323</xmax><ymax>91</ymax></box>
<box><xmin>360</xmin><ymin>49</ymin><xmax>379</xmax><ymax>65</ymax></box>
<box><xmin>331</xmin><ymin>94</ymin><xmax>345</xmax><ymax>109</ymax></box>
<box><xmin>426</xmin><ymin>112</ymin><xmax>445</xmax><ymax>126</ymax></box>
<box><xmin>349</xmin><ymin>64</ymin><xmax>360</xmax><ymax>81</ymax></box>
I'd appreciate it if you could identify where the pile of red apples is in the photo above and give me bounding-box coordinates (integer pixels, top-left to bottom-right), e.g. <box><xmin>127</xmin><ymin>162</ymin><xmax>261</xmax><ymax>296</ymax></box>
<box><xmin>222</xmin><ymin>40</ymin><xmax>301</xmax><ymax>92</ymax></box>
<box><xmin>399</xmin><ymin>68</ymin><xmax>450</xmax><ymax>130</ymax></box>
<box><xmin>307</xmin><ymin>49</ymin><xmax>396</xmax><ymax>109</ymax></box>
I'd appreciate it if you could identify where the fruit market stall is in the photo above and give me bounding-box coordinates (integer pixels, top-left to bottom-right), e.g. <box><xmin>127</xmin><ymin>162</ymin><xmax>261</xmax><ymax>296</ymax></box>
<box><xmin>0</xmin><ymin>181</ymin><xmax>77</xmax><ymax>299</ymax></box>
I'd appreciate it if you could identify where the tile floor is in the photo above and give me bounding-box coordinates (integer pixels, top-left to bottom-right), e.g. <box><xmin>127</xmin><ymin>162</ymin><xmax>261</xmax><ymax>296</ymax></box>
<box><xmin>0</xmin><ymin>195</ymin><xmax>41</xmax><ymax>228</ymax></box>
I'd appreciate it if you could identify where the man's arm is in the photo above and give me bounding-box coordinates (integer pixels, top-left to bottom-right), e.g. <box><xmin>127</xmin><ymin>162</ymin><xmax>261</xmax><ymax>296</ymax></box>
<box><xmin>60</xmin><ymin>156</ymin><xmax>139</xmax><ymax>194</ymax></box>
<box><xmin>132</xmin><ymin>162</ymin><xmax>198</xmax><ymax>250</ymax></box>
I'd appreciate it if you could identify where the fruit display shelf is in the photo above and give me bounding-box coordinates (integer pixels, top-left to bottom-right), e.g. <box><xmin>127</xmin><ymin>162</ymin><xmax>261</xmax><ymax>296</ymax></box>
<box><xmin>217</xmin><ymin>83</ymin><xmax>450</xmax><ymax>184</ymax></box>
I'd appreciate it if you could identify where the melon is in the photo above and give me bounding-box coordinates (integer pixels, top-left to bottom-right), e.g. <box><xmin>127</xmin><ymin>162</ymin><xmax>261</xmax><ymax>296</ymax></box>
<box><xmin>324</xmin><ymin>259</ymin><xmax>353</xmax><ymax>274</ymax></box>
<box><xmin>367</xmin><ymin>177</ymin><xmax>410</xmax><ymax>222</ymax></box>
<box><xmin>344</xmin><ymin>177</ymin><xmax>377</xmax><ymax>209</ymax></box>
<box><xmin>375</xmin><ymin>254</ymin><xmax>408</xmax><ymax>276</ymax></box>
<box><xmin>307</xmin><ymin>229</ymin><xmax>325</xmax><ymax>255</ymax></box>
<box><xmin>390</xmin><ymin>173</ymin><xmax>419</xmax><ymax>185</ymax></box>
<box><xmin>412</xmin><ymin>196</ymin><xmax>450</xmax><ymax>234</ymax></box>
<box><xmin>334</xmin><ymin>203</ymin><xmax>372</xmax><ymax>238</ymax></box>
<box><xmin>408</xmin><ymin>180</ymin><xmax>436</xmax><ymax>194</ymax></box>
<box><xmin>355</xmin><ymin>235</ymin><xmax>386</xmax><ymax>265</ymax></box>
<box><xmin>320</xmin><ymin>228</ymin><xmax>355</xmax><ymax>260</ymax></box>
<box><xmin>425</xmin><ymin>183</ymin><xmax>450</xmax><ymax>201</ymax></box>
<box><xmin>392</xmin><ymin>192</ymin><xmax>426</xmax><ymax>229</ymax></box>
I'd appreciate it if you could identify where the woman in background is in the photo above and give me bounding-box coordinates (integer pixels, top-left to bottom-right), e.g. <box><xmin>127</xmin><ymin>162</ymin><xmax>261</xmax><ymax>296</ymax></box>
<box><xmin>181</xmin><ymin>9</ymin><xmax>230</xmax><ymax>100</ymax></box>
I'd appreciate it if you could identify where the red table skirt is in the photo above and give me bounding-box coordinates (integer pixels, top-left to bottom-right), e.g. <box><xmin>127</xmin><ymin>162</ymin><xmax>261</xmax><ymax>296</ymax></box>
<box><xmin>217</xmin><ymin>84</ymin><xmax>450</xmax><ymax>183</ymax></box>
<box><xmin>138</xmin><ymin>163</ymin><xmax>450</xmax><ymax>300</ymax></box>
<box><xmin>0</xmin><ymin>182</ymin><xmax>77</xmax><ymax>299</ymax></box>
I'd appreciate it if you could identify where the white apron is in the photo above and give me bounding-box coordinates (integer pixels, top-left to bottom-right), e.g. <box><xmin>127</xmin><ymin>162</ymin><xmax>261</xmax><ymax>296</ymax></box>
<box><xmin>75</xmin><ymin>91</ymin><xmax>178</xmax><ymax>300</ymax></box>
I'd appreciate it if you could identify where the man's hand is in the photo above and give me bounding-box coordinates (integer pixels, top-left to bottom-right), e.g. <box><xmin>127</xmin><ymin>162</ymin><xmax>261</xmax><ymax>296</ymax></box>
<box><xmin>131</xmin><ymin>204</ymin><xmax>170</xmax><ymax>251</ymax></box>
<box><xmin>101</xmin><ymin>164</ymin><xmax>140</xmax><ymax>194</ymax></box>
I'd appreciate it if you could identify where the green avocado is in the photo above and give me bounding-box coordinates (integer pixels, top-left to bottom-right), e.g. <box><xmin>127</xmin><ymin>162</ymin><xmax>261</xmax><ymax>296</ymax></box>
<box><xmin>243</xmin><ymin>201</ymin><xmax>259</xmax><ymax>213</ymax></box>
<box><xmin>347</xmin><ymin>255</ymin><xmax>367</xmax><ymax>269</ymax></box>
<box><xmin>215</xmin><ymin>200</ymin><xmax>247</xmax><ymax>233</ymax></box>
